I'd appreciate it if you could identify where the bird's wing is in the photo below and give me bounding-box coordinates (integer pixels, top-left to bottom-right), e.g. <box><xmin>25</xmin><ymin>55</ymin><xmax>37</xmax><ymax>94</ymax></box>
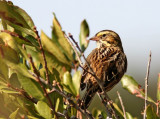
<box><xmin>80</xmin><ymin>47</ymin><xmax>127</xmax><ymax>91</ymax></box>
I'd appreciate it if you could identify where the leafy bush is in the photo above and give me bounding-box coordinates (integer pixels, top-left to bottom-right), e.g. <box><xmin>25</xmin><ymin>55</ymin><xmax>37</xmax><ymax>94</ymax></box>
<box><xmin>0</xmin><ymin>1</ymin><xmax>159</xmax><ymax>119</ymax></box>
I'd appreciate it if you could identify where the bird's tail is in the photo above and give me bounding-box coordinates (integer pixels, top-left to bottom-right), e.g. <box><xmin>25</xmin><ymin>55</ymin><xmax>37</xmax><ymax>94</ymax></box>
<box><xmin>81</xmin><ymin>87</ymin><xmax>98</xmax><ymax>109</ymax></box>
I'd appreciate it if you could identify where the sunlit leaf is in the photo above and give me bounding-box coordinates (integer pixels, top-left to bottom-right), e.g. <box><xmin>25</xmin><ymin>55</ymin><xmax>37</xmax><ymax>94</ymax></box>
<box><xmin>72</xmin><ymin>71</ymin><xmax>81</xmax><ymax>96</ymax></box>
<box><xmin>157</xmin><ymin>74</ymin><xmax>160</xmax><ymax>100</ymax></box>
<box><xmin>126</xmin><ymin>112</ymin><xmax>134</xmax><ymax>119</ymax></box>
<box><xmin>0</xmin><ymin>45</ymin><xmax>34</xmax><ymax>78</ymax></box>
<box><xmin>112</xmin><ymin>102</ymin><xmax>124</xmax><ymax>118</ymax></box>
<box><xmin>0</xmin><ymin>57</ymin><xmax>8</xmax><ymax>80</ymax></box>
<box><xmin>92</xmin><ymin>109</ymin><xmax>106</xmax><ymax>119</ymax></box>
<box><xmin>0</xmin><ymin>1</ymin><xmax>30</xmax><ymax>29</ymax></box>
<box><xmin>13</xmin><ymin>4</ymin><xmax>35</xmax><ymax>29</ymax></box>
<box><xmin>41</xmin><ymin>30</ymin><xmax>70</xmax><ymax>65</ymax></box>
<box><xmin>17</xmin><ymin>74</ymin><xmax>44</xmax><ymax>100</ymax></box>
<box><xmin>0</xmin><ymin>32</ymin><xmax>19</xmax><ymax>52</ymax></box>
<box><xmin>146</xmin><ymin>105</ymin><xmax>159</xmax><ymax>119</ymax></box>
<box><xmin>121</xmin><ymin>75</ymin><xmax>156</xmax><ymax>104</ymax></box>
<box><xmin>9</xmin><ymin>108</ymin><xmax>19</xmax><ymax>119</ymax></box>
<box><xmin>9</xmin><ymin>73</ymin><xmax>21</xmax><ymax>89</ymax></box>
<box><xmin>52</xmin><ymin>13</ymin><xmax>73</xmax><ymax>62</ymax></box>
<box><xmin>35</xmin><ymin>101</ymin><xmax>52</xmax><ymax>119</ymax></box>
<box><xmin>0</xmin><ymin>45</ymin><xmax>19</xmax><ymax>64</ymax></box>
<box><xmin>25</xmin><ymin>45</ymin><xmax>71</xmax><ymax>76</ymax></box>
<box><xmin>62</xmin><ymin>71</ymin><xmax>76</xmax><ymax>96</ymax></box>
<box><xmin>79</xmin><ymin>19</ymin><xmax>89</xmax><ymax>52</ymax></box>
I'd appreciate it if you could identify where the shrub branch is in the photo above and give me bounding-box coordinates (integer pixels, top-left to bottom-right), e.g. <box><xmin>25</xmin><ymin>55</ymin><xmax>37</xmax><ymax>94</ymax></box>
<box><xmin>143</xmin><ymin>51</ymin><xmax>152</xmax><ymax>119</ymax></box>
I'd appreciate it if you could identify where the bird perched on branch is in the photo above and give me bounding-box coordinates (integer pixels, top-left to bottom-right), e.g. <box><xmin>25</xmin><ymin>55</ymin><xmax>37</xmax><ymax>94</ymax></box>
<box><xmin>80</xmin><ymin>30</ymin><xmax>127</xmax><ymax>109</ymax></box>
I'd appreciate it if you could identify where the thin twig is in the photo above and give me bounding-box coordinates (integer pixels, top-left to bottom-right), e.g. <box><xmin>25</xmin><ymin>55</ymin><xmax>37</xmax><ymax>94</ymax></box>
<box><xmin>97</xmin><ymin>93</ymin><xmax>112</xmax><ymax>117</ymax></box>
<box><xmin>33</xmin><ymin>26</ymin><xmax>50</xmax><ymax>85</ymax></box>
<box><xmin>49</xmin><ymin>88</ymin><xmax>94</xmax><ymax>119</ymax></box>
<box><xmin>7</xmin><ymin>83</ymin><xmax>38</xmax><ymax>104</ymax></box>
<box><xmin>117</xmin><ymin>91</ymin><xmax>127</xmax><ymax>119</ymax></box>
<box><xmin>66</xmin><ymin>33</ymin><xmax>118</xmax><ymax>119</ymax></box>
<box><xmin>65</xmin><ymin>34</ymin><xmax>83</xmax><ymax>66</ymax></box>
<box><xmin>143</xmin><ymin>51</ymin><xmax>152</xmax><ymax>119</ymax></box>
<box><xmin>28</xmin><ymin>54</ymin><xmax>58</xmax><ymax>118</ymax></box>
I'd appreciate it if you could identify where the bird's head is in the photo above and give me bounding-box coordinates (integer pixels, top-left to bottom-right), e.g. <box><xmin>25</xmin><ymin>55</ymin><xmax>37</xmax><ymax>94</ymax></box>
<box><xmin>90</xmin><ymin>30</ymin><xmax>123</xmax><ymax>49</ymax></box>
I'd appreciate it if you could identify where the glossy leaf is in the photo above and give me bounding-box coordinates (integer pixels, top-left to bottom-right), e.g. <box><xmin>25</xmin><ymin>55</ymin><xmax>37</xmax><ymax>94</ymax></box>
<box><xmin>79</xmin><ymin>19</ymin><xmax>89</xmax><ymax>52</ymax></box>
<box><xmin>8</xmin><ymin>22</ymin><xmax>36</xmax><ymax>37</ymax></box>
<box><xmin>17</xmin><ymin>74</ymin><xmax>44</xmax><ymax>100</ymax></box>
<box><xmin>72</xmin><ymin>71</ymin><xmax>81</xmax><ymax>96</ymax></box>
<box><xmin>63</xmin><ymin>71</ymin><xmax>76</xmax><ymax>95</ymax></box>
<box><xmin>0</xmin><ymin>44</ymin><xmax>19</xmax><ymax>64</ymax></box>
<box><xmin>0</xmin><ymin>57</ymin><xmax>8</xmax><ymax>80</ymax></box>
<box><xmin>9</xmin><ymin>73</ymin><xmax>21</xmax><ymax>89</ymax></box>
<box><xmin>41</xmin><ymin>30</ymin><xmax>70</xmax><ymax>65</ymax></box>
<box><xmin>157</xmin><ymin>74</ymin><xmax>160</xmax><ymax>100</ymax></box>
<box><xmin>121</xmin><ymin>75</ymin><xmax>156</xmax><ymax>104</ymax></box>
<box><xmin>146</xmin><ymin>105</ymin><xmax>159</xmax><ymax>119</ymax></box>
<box><xmin>0</xmin><ymin>1</ymin><xmax>31</xmax><ymax>29</ymax></box>
<box><xmin>9</xmin><ymin>108</ymin><xmax>19</xmax><ymax>119</ymax></box>
<box><xmin>35</xmin><ymin>101</ymin><xmax>52</xmax><ymax>119</ymax></box>
<box><xmin>52</xmin><ymin>13</ymin><xmax>73</xmax><ymax>62</ymax></box>
<box><xmin>126</xmin><ymin>112</ymin><xmax>134</xmax><ymax>119</ymax></box>
<box><xmin>0</xmin><ymin>45</ymin><xmax>34</xmax><ymax>78</ymax></box>
<box><xmin>92</xmin><ymin>109</ymin><xmax>106</xmax><ymax>119</ymax></box>
<box><xmin>13</xmin><ymin>4</ymin><xmax>35</xmax><ymax>29</ymax></box>
<box><xmin>112</xmin><ymin>102</ymin><xmax>124</xmax><ymax>118</ymax></box>
<box><xmin>63</xmin><ymin>71</ymin><xmax>81</xmax><ymax>96</ymax></box>
<box><xmin>25</xmin><ymin>45</ymin><xmax>70</xmax><ymax>76</ymax></box>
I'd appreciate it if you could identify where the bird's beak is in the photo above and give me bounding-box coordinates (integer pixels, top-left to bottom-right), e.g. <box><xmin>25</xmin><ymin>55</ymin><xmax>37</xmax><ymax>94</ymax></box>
<box><xmin>89</xmin><ymin>36</ymin><xmax>99</xmax><ymax>41</ymax></box>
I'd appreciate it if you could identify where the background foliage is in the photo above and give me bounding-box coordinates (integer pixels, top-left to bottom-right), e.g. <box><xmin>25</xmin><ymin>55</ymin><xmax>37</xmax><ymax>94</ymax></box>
<box><xmin>0</xmin><ymin>1</ymin><xmax>159</xmax><ymax>119</ymax></box>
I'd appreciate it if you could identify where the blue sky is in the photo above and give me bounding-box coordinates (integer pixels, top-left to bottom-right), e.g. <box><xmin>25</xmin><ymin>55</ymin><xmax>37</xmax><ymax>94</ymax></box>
<box><xmin>11</xmin><ymin>0</ymin><xmax>160</xmax><ymax>116</ymax></box>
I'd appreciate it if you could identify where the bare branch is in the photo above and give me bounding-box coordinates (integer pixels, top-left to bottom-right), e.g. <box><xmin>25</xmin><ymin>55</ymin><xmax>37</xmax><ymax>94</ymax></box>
<box><xmin>28</xmin><ymin>54</ymin><xmax>59</xmax><ymax>118</ymax></box>
<box><xmin>143</xmin><ymin>51</ymin><xmax>152</xmax><ymax>119</ymax></box>
<box><xmin>33</xmin><ymin>26</ymin><xmax>50</xmax><ymax>85</ymax></box>
<box><xmin>117</xmin><ymin>91</ymin><xmax>127</xmax><ymax>119</ymax></box>
<box><xmin>49</xmin><ymin>87</ymin><xmax>94</xmax><ymax>119</ymax></box>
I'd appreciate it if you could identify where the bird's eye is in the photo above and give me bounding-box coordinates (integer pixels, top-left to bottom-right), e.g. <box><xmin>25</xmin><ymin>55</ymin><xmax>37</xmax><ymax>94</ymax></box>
<box><xmin>102</xmin><ymin>34</ymin><xmax>106</xmax><ymax>37</ymax></box>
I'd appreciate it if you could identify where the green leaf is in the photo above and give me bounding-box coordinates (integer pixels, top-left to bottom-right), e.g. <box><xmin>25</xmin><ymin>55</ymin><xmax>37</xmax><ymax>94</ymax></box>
<box><xmin>17</xmin><ymin>73</ymin><xmax>44</xmax><ymax>100</ymax></box>
<box><xmin>35</xmin><ymin>101</ymin><xmax>52</xmax><ymax>119</ymax></box>
<box><xmin>121</xmin><ymin>75</ymin><xmax>156</xmax><ymax>104</ymax></box>
<box><xmin>72</xmin><ymin>71</ymin><xmax>81</xmax><ymax>96</ymax></box>
<box><xmin>0</xmin><ymin>44</ymin><xmax>19</xmax><ymax>64</ymax></box>
<box><xmin>0</xmin><ymin>45</ymin><xmax>34</xmax><ymax>79</ymax></box>
<box><xmin>79</xmin><ymin>19</ymin><xmax>89</xmax><ymax>52</ymax></box>
<box><xmin>13</xmin><ymin>4</ymin><xmax>35</xmax><ymax>29</ymax></box>
<box><xmin>0</xmin><ymin>32</ymin><xmax>19</xmax><ymax>53</ymax></box>
<box><xmin>146</xmin><ymin>105</ymin><xmax>159</xmax><ymax>119</ymax></box>
<box><xmin>157</xmin><ymin>74</ymin><xmax>160</xmax><ymax>100</ymax></box>
<box><xmin>9</xmin><ymin>108</ymin><xmax>19</xmax><ymax>119</ymax></box>
<box><xmin>126</xmin><ymin>112</ymin><xmax>134</xmax><ymax>119</ymax></box>
<box><xmin>9</xmin><ymin>73</ymin><xmax>21</xmax><ymax>89</ymax></box>
<box><xmin>41</xmin><ymin>30</ymin><xmax>70</xmax><ymax>65</ymax></box>
<box><xmin>8</xmin><ymin>22</ymin><xmax>36</xmax><ymax>37</ymax></box>
<box><xmin>0</xmin><ymin>1</ymin><xmax>30</xmax><ymax>29</ymax></box>
<box><xmin>63</xmin><ymin>71</ymin><xmax>76</xmax><ymax>95</ymax></box>
<box><xmin>112</xmin><ymin>102</ymin><xmax>124</xmax><ymax>118</ymax></box>
<box><xmin>52</xmin><ymin>13</ymin><xmax>73</xmax><ymax>62</ymax></box>
<box><xmin>27</xmin><ymin>116</ymin><xmax>39</xmax><ymax>119</ymax></box>
<box><xmin>25</xmin><ymin>45</ymin><xmax>71</xmax><ymax>76</ymax></box>
<box><xmin>92</xmin><ymin>109</ymin><xmax>106</xmax><ymax>119</ymax></box>
<box><xmin>63</xmin><ymin>71</ymin><xmax>81</xmax><ymax>96</ymax></box>
<box><xmin>0</xmin><ymin>56</ymin><xmax>8</xmax><ymax>80</ymax></box>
